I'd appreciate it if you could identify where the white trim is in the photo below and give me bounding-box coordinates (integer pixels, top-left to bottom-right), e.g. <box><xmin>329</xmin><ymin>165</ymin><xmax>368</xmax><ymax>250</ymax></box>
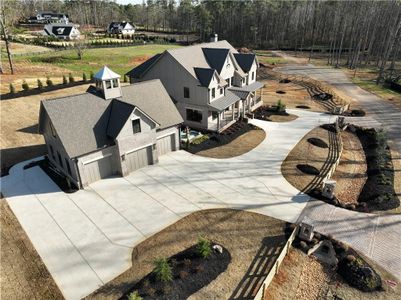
<box><xmin>157</xmin><ymin>131</ymin><xmax>176</xmax><ymax>140</ymax></box>
<box><xmin>125</xmin><ymin>143</ymin><xmax>153</xmax><ymax>155</ymax></box>
<box><xmin>82</xmin><ymin>153</ymin><xmax>112</xmax><ymax>165</ymax></box>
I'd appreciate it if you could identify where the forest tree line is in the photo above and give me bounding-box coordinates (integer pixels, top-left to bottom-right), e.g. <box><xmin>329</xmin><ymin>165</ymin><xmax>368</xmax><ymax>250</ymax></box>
<box><xmin>2</xmin><ymin>0</ymin><xmax>401</xmax><ymax>81</ymax></box>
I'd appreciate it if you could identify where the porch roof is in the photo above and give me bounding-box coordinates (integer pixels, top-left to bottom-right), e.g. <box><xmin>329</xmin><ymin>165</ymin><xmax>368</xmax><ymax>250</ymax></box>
<box><xmin>208</xmin><ymin>90</ymin><xmax>240</xmax><ymax>111</ymax></box>
<box><xmin>229</xmin><ymin>81</ymin><xmax>264</xmax><ymax>93</ymax></box>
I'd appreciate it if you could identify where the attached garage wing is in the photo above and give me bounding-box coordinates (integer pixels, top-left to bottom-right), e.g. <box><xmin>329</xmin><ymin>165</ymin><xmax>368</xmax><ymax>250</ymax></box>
<box><xmin>156</xmin><ymin>133</ymin><xmax>176</xmax><ymax>157</ymax></box>
<box><xmin>82</xmin><ymin>154</ymin><xmax>114</xmax><ymax>184</ymax></box>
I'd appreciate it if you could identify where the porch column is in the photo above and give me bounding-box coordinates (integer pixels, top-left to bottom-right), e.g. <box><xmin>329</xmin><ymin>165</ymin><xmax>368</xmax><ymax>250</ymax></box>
<box><xmin>217</xmin><ymin>112</ymin><xmax>220</xmax><ymax>130</ymax></box>
<box><xmin>232</xmin><ymin>104</ymin><xmax>235</xmax><ymax>120</ymax></box>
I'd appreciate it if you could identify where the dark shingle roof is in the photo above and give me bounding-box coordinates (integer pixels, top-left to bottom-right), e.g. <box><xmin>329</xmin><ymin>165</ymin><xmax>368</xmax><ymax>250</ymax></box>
<box><xmin>202</xmin><ymin>48</ymin><xmax>230</xmax><ymax>74</ymax></box>
<box><xmin>194</xmin><ymin>68</ymin><xmax>215</xmax><ymax>87</ymax></box>
<box><xmin>233</xmin><ymin>53</ymin><xmax>256</xmax><ymax>72</ymax></box>
<box><xmin>39</xmin><ymin>79</ymin><xmax>182</xmax><ymax>158</ymax></box>
<box><xmin>126</xmin><ymin>53</ymin><xmax>162</xmax><ymax>79</ymax></box>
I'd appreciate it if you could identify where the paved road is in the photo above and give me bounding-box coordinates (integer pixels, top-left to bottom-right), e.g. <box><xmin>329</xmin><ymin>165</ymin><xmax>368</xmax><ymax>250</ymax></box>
<box><xmin>275</xmin><ymin>64</ymin><xmax>401</xmax><ymax>154</ymax></box>
<box><xmin>1</xmin><ymin>109</ymin><xmax>400</xmax><ymax>299</ymax></box>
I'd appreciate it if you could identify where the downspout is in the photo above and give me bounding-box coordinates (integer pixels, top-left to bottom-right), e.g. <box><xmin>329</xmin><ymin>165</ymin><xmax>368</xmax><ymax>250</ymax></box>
<box><xmin>73</xmin><ymin>158</ymin><xmax>84</xmax><ymax>189</ymax></box>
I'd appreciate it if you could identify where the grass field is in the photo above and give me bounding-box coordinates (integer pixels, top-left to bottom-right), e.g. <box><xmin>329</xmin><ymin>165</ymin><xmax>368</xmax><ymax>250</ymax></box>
<box><xmin>1</xmin><ymin>44</ymin><xmax>181</xmax><ymax>94</ymax></box>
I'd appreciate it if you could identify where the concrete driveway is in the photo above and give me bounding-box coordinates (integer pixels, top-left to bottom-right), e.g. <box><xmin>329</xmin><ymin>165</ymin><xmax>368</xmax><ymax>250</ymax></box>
<box><xmin>1</xmin><ymin>109</ymin><xmax>335</xmax><ymax>300</ymax></box>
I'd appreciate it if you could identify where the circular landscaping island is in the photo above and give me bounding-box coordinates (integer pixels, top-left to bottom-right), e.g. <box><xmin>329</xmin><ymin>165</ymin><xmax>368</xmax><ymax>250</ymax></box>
<box><xmin>276</xmin><ymin>90</ymin><xmax>286</xmax><ymax>94</ymax></box>
<box><xmin>296</xmin><ymin>105</ymin><xmax>311</xmax><ymax>109</ymax></box>
<box><xmin>307</xmin><ymin>138</ymin><xmax>328</xmax><ymax>149</ymax></box>
<box><xmin>279</xmin><ymin>79</ymin><xmax>291</xmax><ymax>84</ymax></box>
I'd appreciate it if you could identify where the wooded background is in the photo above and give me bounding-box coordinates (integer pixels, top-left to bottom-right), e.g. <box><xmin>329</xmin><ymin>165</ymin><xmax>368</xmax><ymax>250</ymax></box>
<box><xmin>2</xmin><ymin>0</ymin><xmax>401</xmax><ymax>81</ymax></box>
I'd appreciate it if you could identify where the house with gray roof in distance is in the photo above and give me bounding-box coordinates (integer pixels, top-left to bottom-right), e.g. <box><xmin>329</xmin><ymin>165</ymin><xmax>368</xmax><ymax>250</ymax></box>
<box><xmin>126</xmin><ymin>38</ymin><xmax>264</xmax><ymax>132</ymax></box>
<box><xmin>107</xmin><ymin>22</ymin><xmax>136</xmax><ymax>35</ymax></box>
<box><xmin>39</xmin><ymin>66</ymin><xmax>183</xmax><ymax>188</ymax></box>
<box><xmin>43</xmin><ymin>23</ymin><xmax>80</xmax><ymax>40</ymax></box>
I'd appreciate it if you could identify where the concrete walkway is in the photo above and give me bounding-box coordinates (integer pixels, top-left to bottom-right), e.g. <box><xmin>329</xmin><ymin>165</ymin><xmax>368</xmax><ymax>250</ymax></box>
<box><xmin>1</xmin><ymin>108</ymin><xmax>400</xmax><ymax>299</ymax></box>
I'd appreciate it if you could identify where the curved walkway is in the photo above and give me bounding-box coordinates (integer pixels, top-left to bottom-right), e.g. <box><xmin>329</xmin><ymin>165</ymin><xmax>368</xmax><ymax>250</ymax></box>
<box><xmin>1</xmin><ymin>108</ymin><xmax>400</xmax><ymax>299</ymax></box>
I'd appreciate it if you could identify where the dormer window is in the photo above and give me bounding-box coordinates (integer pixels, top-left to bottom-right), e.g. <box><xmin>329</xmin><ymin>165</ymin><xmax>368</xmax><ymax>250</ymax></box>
<box><xmin>132</xmin><ymin>119</ymin><xmax>141</xmax><ymax>134</ymax></box>
<box><xmin>220</xmin><ymin>88</ymin><xmax>223</xmax><ymax>95</ymax></box>
<box><xmin>252</xmin><ymin>72</ymin><xmax>255</xmax><ymax>80</ymax></box>
<box><xmin>211</xmin><ymin>88</ymin><xmax>215</xmax><ymax>98</ymax></box>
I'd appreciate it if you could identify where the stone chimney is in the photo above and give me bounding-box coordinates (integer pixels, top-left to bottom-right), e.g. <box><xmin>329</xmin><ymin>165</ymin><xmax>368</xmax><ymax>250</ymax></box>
<box><xmin>93</xmin><ymin>66</ymin><xmax>122</xmax><ymax>100</ymax></box>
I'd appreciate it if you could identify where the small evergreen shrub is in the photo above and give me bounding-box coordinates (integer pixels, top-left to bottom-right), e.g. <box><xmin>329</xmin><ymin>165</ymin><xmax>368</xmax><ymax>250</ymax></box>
<box><xmin>128</xmin><ymin>291</ymin><xmax>142</xmax><ymax>300</ymax></box>
<box><xmin>153</xmin><ymin>257</ymin><xmax>172</xmax><ymax>282</ymax></box>
<box><xmin>276</xmin><ymin>99</ymin><xmax>286</xmax><ymax>112</ymax></box>
<box><xmin>124</xmin><ymin>74</ymin><xmax>128</xmax><ymax>83</ymax></box>
<box><xmin>68</xmin><ymin>73</ymin><xmax>74</xmax><ymax>83</ymax></box>
<box><xmin>22</xmin><ymin>80</ymin><xmax>29</xmax><ymax>91</ymax></box>
<box><xmin>9</xmin><ymin>83</ymin><xmax>15</xmax><ymax>94</ymax></box>
<box><xmin>37</xmin><ymin>79</ymin><xmax>43</xmax><ymax>90</ymax></box>
<box><xmin>46</xmin><ymin>76</ymin><xmax>53</xmax><ymax>87</ymax></box>
<box><xmin>62</xmin><ymin>75</ymin><xmax>68</xmax><ymax>85</ymax></box>
<box><xmin>197</xmin><ymin>236</ymin><xmax>212</xmax><ymax>258</ymax></box>
<box><xmin>82</xmin><ymin>73</ymin><xmax>87</xmax><ymax>82</ymax></box>
<box><xmin>90</xmin><ymin>71</ymin><xmax>94</xmax><ymax>80</ymax></box>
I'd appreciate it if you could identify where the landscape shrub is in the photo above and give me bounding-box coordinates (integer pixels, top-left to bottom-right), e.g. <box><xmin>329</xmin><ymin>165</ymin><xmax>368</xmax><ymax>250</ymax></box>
<box><xmin>46</xmin><ymin>76</ymin><xmax>53</xmax><ymax>87</ymax></box>
<box><xmin>346</xmin><ymin>254</ymin><xmax>356</xmax><ymax>262</ymax></box>
<box><xmin>194</xmin><ymin>265</ymin><xmax>205</xmax><ymax>273</ymax></box>
<box><xmin>68</xmin><ymin>73</ymin><xmax>74</xmax><ymax>83</ymax></box>
<box><xmin>90</xmin><ymin>71</ymin><xmax>94</xmax><ymax>80</ymax></box>
<box><xmin>144</xmin><ymin>286</ymin><xmax>155</xmax><ymax>297</ymax></box>
<box><xmin>22</xmin><ymin>80</ymin><xmax>29</xmax><ymax>91</ymax></box>
<box><xmin>161</xmin><ymin>283</ymin><xmax>172</xmax><ymax>295</ymax></box>
<box><xmin>37</xmin><ymin>79</ymin><xmax>43</xmax><ymax>90</ymax></box>
<box><xmin>62</xmin><ymin>75</ymin><xmax>68</xmax><ymax>85</ymax></box>
<box><xmin>153</xmin><ymin>257</ymin><xmax>173</xmax><ymax>282</ymax></box>
<box><xmin>82</xmin><ymin>73</ymin><xmax>87</xmax><ymax>82</ymax></box>
<box><xmin>9</xmin><ymin>83</ymin><xmax>15</xmax><ymax>94</ymax></box>
<box><xmin>314</xmin><ymin>232</ymin><xmax>321</xmax><ymax>240</ymax></box>
<box><xmin>197</xmin><ymin>236</ymin><xmax>212</xmax><ymax>258</ymax></box>
<box><xmin>179</xmin><ymin>270</ymin><xmax>189</xmax><ymax>280</ymax></box>
<box><xmin>299</xmin><ymin>241</ymin><xmax>308</xmax><ymax>251</ymax></box>
<box><xmin>183</xmin><ymin>258</ymin><xmax>191</xmax><ymax>267</ymax></box>
<box><xmin>128</xmin><ymin>290</ymin><xmax>142</xmax><ymax>300</ymax></box>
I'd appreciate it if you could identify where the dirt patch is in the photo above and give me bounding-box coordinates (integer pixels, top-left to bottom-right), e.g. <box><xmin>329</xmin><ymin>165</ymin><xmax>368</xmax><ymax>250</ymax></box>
<box><xmin>129</xmin><ymin>55</ymin><xmax>151</xmax><ymax>65</ymax></box>
<box><xmin>86</xmin><ymin>209</ymin><xmax>287</xmax><ymax>300</ymax></box>
<box><xmin>0</xmin><ymin>199</ymin><xmax>63</xmax><ymax>299</ymax></box>
<box><xmin>296</xmin><ymin>105</ymin><xmax>311</xmax><ymax>109</ymax></box>
<box><xmin>258</xmin><ymin>69</ymin><xmax>328</xmax><ymax>112</ymax></box>
<box><xmin>332</xmin><ymin>130</ymin><xmax>368</xmax><ymax>205</ymax></box>
<box><xmin>276</xmin><ymin>90</ymin><xmax>286</xmax><ymax>94</ymax></box>
<box><xmin>187</xmin><ymin>124</ymin><xmax>266</xmax><ymax>159</ymax></box>
<box><xmin>281</xmin><ymin>127</ymin><xmax>330</xmax><ymax>192</ymax></box>
<box><xmin>297</xmin><ymin>164</ymin><xmax>320</xmax><ymax>175</ymax></box>
<box><xmin>307</xmin><ymin>138</ymin><xmax>328</xmax><ymax>148</ymax></box>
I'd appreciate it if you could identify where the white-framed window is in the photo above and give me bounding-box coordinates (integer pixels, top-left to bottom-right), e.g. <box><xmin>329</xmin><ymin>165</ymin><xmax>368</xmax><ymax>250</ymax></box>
<box><xmin>186</xmin><ymin>108</ymin><xmax>202</xmax><ymax>123</ymax></box>
<box><xmin>132</xmin><ymin>119</ymin><xmax>141</xmax><ymax>134</ymax></box>
<box><xmin>112</xmin><ymin>78</ymin><xmax>119</xmax><ymax>88</ymax></box>
<box><xmin>105</xmin><ymin>80</ymin><xmax>112</xmax><ymax>89</ymax></box>
<box><xmin>211</xmin><ymin>88</ymin><xmax>215</xmax><ymax>98</ymax></box>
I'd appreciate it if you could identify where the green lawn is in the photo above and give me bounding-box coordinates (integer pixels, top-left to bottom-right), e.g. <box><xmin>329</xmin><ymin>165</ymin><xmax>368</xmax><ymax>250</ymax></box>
<box><xmin>255</xmin><ymin>50</ymin><xmax>287</xmax><ymax>65</ymax></box>
<box><xmin>15</xmin><ymin>44</ymin><xmax>181</xmax><ymax>76</ymax></box>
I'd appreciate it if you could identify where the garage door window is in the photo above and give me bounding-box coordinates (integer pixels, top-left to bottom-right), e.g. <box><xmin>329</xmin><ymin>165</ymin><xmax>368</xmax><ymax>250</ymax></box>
<box><xmin>186</xmin><ymin>109</ymin><xmax>202</xmax><ymax>123</ymax></box>
<box><xmin>132</xmin><ymin>119</ymin><xmax>141</xmax><ymax>134</ymax></box>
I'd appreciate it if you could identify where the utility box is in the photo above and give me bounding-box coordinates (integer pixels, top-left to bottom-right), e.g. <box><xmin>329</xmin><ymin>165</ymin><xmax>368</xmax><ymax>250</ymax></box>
<box><xmin>322</xmin><ymin>180</ymin><xmax>336</xmax><ymax>200</ymax></box>
<box><xmin>299</xmin><ymin>221</ymin><xmax>314</xmax><ymax>242</ymax></box>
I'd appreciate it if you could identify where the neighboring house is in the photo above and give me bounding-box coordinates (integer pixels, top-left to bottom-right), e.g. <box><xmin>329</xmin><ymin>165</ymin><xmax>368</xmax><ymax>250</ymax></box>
<box><xmin>43</xmin><ymin>23</ymin><xmax>80</xmax><ymax>40</ymax></box>
<box><xmin>107</xmin><ymin>22</ymin><xmax>136</xmax><ymax>35</ymax></box>
<box><xmin>29</xmin><ymin>11</ymin><xmax>69</xmax><ymax>24</ymax></box>
<box><xmin>38</xmin><ymin>66</ymin><xmax>183</xmax><ymax>188</ymax></box>
<box><xmin>126</xmin><ymin>39</ymin><xmax>264</xmax><ymax>132</ymax></box>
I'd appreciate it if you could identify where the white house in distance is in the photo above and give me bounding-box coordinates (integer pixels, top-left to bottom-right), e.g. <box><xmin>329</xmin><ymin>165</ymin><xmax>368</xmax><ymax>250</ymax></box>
<box><xmin>28</xmin><ymin>11</ymin><xmax>69</xmax><ymax>24</ymax></box>
<box><xmin>43</xmin><ymin>23</ymin><xmax>80</xmax><ymax>40</ymax></box>
<box><xmin>107</xmin><ymin>22</ymin><xmax>136</xmax><ymax>35</ymax></box>
<box><xmin>126</xmin><ymin>39</ymin><xmax>264</xmax><ymax>132</ymax></box>
<box><xmin>38</xmin><ymin>66</ymin><xmax>183</xmax><ymax>188</ymax></box>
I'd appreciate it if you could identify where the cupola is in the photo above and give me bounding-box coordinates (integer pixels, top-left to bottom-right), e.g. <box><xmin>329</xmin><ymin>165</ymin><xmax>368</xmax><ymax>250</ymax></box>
<box><xmin>93</xmin><ymin>66</ymin><xmax>122</xmax><ymax>100</ymax></box>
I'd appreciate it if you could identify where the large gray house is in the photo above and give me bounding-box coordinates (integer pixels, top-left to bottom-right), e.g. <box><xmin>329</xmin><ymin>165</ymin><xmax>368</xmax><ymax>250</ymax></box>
<box><xmin>126</xmin><ymin>39</ymin><xmax>264</xmax><ymax>132</ymax></box>
<box><xmin>39</xmin><ymin>66</ymin><xmax>183</xmax><ymax>188</ymax></box>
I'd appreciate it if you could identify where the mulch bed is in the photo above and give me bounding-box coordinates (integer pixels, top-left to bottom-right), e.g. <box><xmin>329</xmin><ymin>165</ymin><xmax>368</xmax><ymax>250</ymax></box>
<box><xmin>293</xmin><ymin>232</ymin><xmax>382</xmax><ymax>293</ymax></box>
<box><xmin>313</xmin><ymin>93</ymin><xmax>333</xmax><ymax>101</ymax></box>
<box><xmin>122</xmin><ymin>244</ymin><xmax>231</xmax><ymax>299</ymax></box>
<box><xmin>186</xmin><ymin>121</ymin><xmax>259</xmax><ymax>154</ymax></box>
<box><xmin>307</xmin><ymin>138</ymin><xmax>328</xmax><ymax>148</ymax></box>
<box><xmin>279</xmin><ymin>79</ymin><xmax>292</xmax><ymax>84</ymax></box>
<box><xmin>343</xmin><ymin>109</ymin><xmax>366</xmax><ymax>117</ymax></box>
<box><xmin>297</xmin><ymin>164</ymin><xmax>320</xmax><ymax>175</ymax></box>
<box><xmin>254</xmin><ymin>106</ymin><xmax>298</xmax><ymax>122</ymax></box>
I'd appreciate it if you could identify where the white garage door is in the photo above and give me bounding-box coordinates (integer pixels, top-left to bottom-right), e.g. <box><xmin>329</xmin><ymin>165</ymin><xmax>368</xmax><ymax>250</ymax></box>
<box><xmin>83</xmin><ymin>155</ymin><xmax>113</xmax><ymax>184</ymax></box>
<box><xmin>126</xmin><ymin>146</ymin><xmax>153</xmax><ymax>172</ymax></box>
<box><xmin>157</xmin><ymin>134</ymin><xmax>176</xmax><ymax>157</ymax></box>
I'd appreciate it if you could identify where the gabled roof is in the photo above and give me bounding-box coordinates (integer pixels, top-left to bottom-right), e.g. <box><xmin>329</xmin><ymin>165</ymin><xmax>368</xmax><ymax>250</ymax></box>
<box><xmin>39</xmin><ymin>79</ymin><xmax>183</xmax><ymax>158</ymax></box>
<box><xmin>202</xmin><ymin>48</ymin><xmax>230</xmax><ymax>74</ymax></box>
<box><xmin>94</xmin><ymin>66</ymin><xmax>120</xmax><ymax>80</ymax></box>
<box><xmin>208</xmin><ymin>90</ymin><xmax>241</xmax><ymax>111</ymax></box>
<box><xmin>126</xmin><ymin>53</ymin><xmax>162</xmax><ymax>78</ymax></box>
<box><xmin>233</xmin><ymin>53</ymin><xmax>256</xmax><ymax>73</ymax></box>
